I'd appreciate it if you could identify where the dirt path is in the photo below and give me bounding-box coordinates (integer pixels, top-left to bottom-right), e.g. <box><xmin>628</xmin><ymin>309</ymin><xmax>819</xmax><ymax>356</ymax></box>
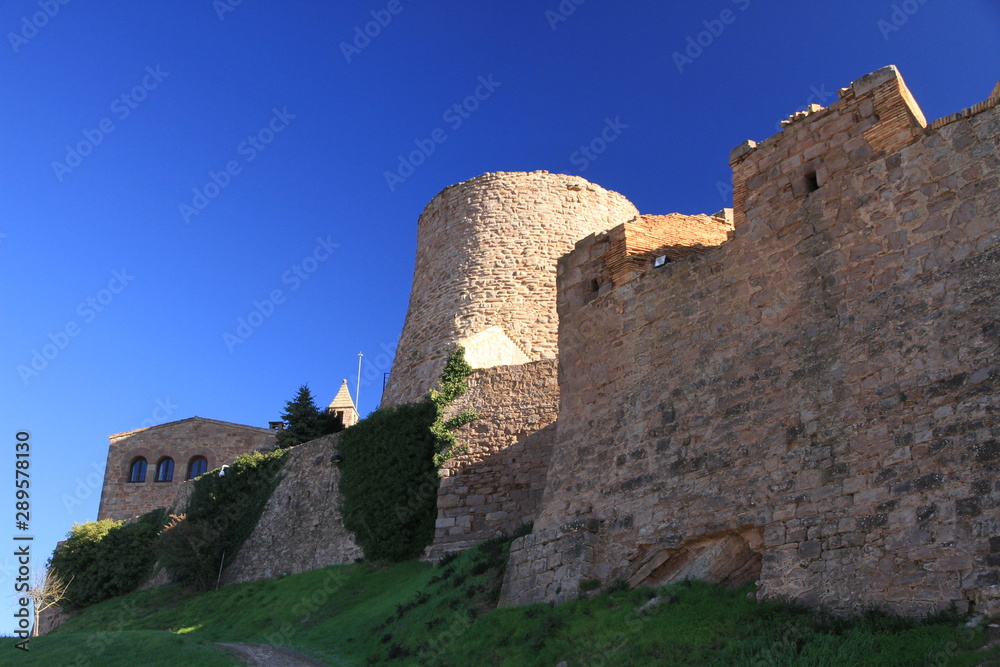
<box><xmin>218</xmin><ymin>642</ymin><xmax>331</xmax><ymax>666</ymax></box>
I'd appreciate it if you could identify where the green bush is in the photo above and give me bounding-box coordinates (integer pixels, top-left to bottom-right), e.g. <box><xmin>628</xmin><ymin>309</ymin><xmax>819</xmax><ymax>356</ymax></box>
<box><xmin>49</xmin><ymin>508</ymin><xmax>167</xmax><ymax>611</ymax></box>
<box><xmin>338</xmin><ymin>348</ymin><xmax>477</xmax><ymax>562</ymax></box>
<box><xmin>338</xmin><ymin>401</ymin><xmax>439</xmax><ymax>562</ymax></box>
<box><xmin>154</xmin><ymin>450</ymin><xmax>286</xmax><ymax>590</ymax></box>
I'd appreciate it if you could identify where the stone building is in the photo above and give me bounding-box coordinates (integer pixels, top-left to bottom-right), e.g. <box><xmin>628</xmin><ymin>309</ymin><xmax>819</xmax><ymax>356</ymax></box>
<box><xmin>96</xmin><ymin>417</ymin><xmax>277</xmax><ymax>521</ymax></box>
<box><xmin>96</xmin><ymin>382</ymin><xmax>359</xmax><ymax>522</ymax></box>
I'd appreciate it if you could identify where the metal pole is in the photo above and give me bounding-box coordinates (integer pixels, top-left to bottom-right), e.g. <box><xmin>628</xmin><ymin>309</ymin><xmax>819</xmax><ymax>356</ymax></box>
<box><xmin>356</xmin><ymin>352</ymin><xmax>363</xmax><ymax>416</ymax></box>
<box><xmin>216</xmin><ymin>551</ymin><xmax>226</xmax><ymax>590</ymax></box>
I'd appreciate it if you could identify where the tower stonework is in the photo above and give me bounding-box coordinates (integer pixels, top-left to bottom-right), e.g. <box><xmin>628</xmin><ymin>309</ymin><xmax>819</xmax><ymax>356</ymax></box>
<box><xmin>380</xmin><ymin>171</ymin><xmax>640</xmax><ymax>407</ymax></box>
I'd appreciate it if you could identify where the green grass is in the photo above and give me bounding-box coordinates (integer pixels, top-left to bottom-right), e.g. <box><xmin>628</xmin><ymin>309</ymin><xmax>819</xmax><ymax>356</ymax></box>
<box><xmin>2</xmin><ymin>532</ymin><xmax>996</xmax><ymax>666</ymax></box>
<box><xmin>0</xmin><ymin>630</ymin><xmax>237</xmax><ymax>666</ymax></box>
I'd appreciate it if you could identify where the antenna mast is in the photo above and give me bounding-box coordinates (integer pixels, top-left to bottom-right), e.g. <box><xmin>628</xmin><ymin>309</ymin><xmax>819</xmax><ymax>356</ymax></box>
<box><xmin>356</xmin><ymin>352</ymin><xmax>363</xmax><ymax>416</ymax></box>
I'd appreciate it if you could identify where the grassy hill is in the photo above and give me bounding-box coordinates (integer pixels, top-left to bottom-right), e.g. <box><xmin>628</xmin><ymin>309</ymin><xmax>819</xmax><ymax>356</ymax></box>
<box><xmin>2</xmin><ymin>534</ymin><xmax>996</xmax><ymax>666</ymax></box>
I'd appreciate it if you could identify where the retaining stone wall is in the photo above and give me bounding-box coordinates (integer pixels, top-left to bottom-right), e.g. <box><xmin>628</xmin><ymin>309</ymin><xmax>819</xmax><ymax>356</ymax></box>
<box><xmin>222</xmin><ymin>434</ymin><xmax>362</xmax><ymax>585</ymax></box>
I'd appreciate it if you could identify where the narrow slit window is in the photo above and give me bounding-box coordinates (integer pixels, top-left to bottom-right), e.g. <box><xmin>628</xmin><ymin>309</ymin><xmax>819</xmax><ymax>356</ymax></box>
<box><xmin>804</xmin><ymin>171</ymin><xmax>820</xmax><ymax>193</ymax></box>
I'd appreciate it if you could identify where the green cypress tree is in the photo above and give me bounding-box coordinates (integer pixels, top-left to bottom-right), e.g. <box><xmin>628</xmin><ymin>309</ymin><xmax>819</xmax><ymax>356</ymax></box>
<box><xmin>275</xmin><ymin>384</ymin><xmax>323</xmax><ymax>448</ymax></box>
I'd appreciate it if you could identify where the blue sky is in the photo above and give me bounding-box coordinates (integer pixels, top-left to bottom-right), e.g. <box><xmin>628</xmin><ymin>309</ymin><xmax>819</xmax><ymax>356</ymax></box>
<box><xmin>0</xmin><ymin>0</ymin><xmax>997</xmax><ymax>627</ymax></box>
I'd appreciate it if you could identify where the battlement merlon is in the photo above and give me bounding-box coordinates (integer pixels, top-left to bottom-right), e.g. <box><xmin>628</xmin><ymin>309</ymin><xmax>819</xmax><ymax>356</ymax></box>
<box><xmin>557</xmin><ymin>212</ymin><xmax>732</xmax><ymax>317</ymax></box>
<box><xmin>726</xmin><ymin>65</ymin><xmax>999</xmax><ymax>232</ymax></box>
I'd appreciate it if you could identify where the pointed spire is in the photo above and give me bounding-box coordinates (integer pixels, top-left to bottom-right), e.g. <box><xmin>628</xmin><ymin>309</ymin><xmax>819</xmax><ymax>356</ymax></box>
<box><xmin>327</xmin><ymin>379</ymin><xmax>359</xmax><ymax>429</ymax></box>
<box><xmin>327</xmin><ymin>379</ymin><xmax>356</xmax><ymax>411</ymax></box>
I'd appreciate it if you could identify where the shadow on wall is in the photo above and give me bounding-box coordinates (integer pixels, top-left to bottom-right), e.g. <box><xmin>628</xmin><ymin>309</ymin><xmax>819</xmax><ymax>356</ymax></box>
<box><xmin>427</xmin><ymin>421</ymin><xmax>558</xmax><ymax>561</ymax></box>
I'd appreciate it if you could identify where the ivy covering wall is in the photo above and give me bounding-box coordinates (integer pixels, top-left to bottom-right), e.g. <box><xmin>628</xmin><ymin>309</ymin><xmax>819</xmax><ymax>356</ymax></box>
<box><xmin>155</xmin><ymin>449</ymin><xmax>287</xmax><ymax>590</ymax></box>
<box><xmin>338</xmin><ymin>348</ymin><xmax>476</xmax><ymax>561</ymax></box>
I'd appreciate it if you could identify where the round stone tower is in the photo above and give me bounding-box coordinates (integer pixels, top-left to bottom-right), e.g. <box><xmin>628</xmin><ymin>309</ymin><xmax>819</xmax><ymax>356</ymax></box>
<box><xmin>381</xmin><ymin>170</ymin><xmax>639</xmax><ymax>407</ymax></box>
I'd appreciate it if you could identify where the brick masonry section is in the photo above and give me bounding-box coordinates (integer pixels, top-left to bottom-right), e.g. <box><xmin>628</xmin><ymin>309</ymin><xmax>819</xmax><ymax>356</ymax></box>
<box><xmin>504</xmin><ymin>67</ymin><xmax>1000</xmax><ymax>616</ymax></box>
<box><xmin>426</xmin><ymin>360</ymin><xmax>559</xmax><ymax>560</ymax></box>
<box><xmin>97</xmin><ymin>417</ymin><xmax>276</xmax><ymax>521</ymax></box>
<box><xmin>381</xmin><ymin>171</ymin><xmax>639</xmax><ymax>408</ymax></box>
<box><xmin>222</xmin><ymin>434</ymin><xmax>362</xmax><ymax>585</ymax></box>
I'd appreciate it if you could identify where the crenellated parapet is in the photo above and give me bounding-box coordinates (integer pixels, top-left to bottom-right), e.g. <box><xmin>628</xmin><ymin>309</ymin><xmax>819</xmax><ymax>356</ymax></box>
<box><xmin>730</xmin><ymin>65</ymin><xmax>928</xmax><ymax>232</ymax></box>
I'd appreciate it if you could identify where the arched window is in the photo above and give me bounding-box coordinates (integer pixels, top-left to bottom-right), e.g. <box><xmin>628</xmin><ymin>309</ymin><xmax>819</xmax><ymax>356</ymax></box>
<box><xmin>128</xmin><ymin>457</ymin><xmax>147</xmax><ymax>483</ymax></box>
<box><xmin>155</xmin><ymin>457</ymin><xmax>174</xmax><ymax>482</ymax></box>
<box><xmin>186</xmin><ymin>456</ymin><xmax>208</xmax><ymax>480</ymax></box>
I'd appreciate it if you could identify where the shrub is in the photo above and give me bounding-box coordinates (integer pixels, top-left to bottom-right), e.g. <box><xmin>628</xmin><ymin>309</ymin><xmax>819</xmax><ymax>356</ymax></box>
<box><xmin>49</xmin><ymin>508</ymin><xmax>167</xmax><ymax>611</ymax></box>
<box><xmin>154</xmin><ymin>449</ymin><xmax>286</xmax><ymax>589</ymax></box>
<box><xmin>338</xmin><ymin>401</ymin><xmax>439</xmax><ymax>561</ymax></box>
<box><xmin>338</xmin><ymin>348</ymin><xmax>478</xmax><ymax>562</ymax></box>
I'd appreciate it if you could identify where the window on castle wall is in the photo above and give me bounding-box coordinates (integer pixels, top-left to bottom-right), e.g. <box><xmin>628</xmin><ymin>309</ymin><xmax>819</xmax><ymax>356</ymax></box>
<box><xmin>803</xmin><ymin>171</ymin><xmax>820</xmax><ymax>194</ymax></box>
<box><xmin>155</xmin><ymin>457</ymin><xmax>174</xmax><ymax>482</ymax></box>
<box><xmin>186</xmin><ymin>456</ymin><xmax>207</xmax><ymax>480</ymax></box>
<box><xmin>128</xmin><ymin>457</ymin><xmax>147</xmax><ymax>483</ymax></box>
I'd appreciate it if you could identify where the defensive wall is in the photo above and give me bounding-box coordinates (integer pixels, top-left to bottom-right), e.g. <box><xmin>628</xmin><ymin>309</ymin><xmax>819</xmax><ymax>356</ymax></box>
<box><xmin>501</xmin><ymin>66</ymin><xmax>1000</xmax><ymax>616</ymax></box>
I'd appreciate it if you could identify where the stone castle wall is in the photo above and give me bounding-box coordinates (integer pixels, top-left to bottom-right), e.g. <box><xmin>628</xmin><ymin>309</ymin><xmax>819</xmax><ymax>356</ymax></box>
<box><xmin>426</xmin><ymin>360</ymin><xmax>560</xmax><ymax>560</ymax></box>
<box><xmin>102</xmin><ymin>66</ymin><xmax>999</xmax><ymax>619</ymax></box>
<box><xmin>222</xmin><ymin>434</ymin><xmax>362</xmax><ymax>584</ymax></box>
<box><xmin>503</xmin><ymin>67</ymin><xmax>1000</xmax><ymax>616</ymax></box>
<box><xmin>97</xmin><ymin>418</ymin><xmax>275</xmax><ymax>521</ymax></box>
<box><xmin>381</xmin><ymin>171</ymin><xmax>639</xmax><ymax>407</ymax></box>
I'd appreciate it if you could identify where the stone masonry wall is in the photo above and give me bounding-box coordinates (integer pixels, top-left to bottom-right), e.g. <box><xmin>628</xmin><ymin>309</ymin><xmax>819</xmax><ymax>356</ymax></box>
<box><xmin>223</xmin><ymin>434</ymin><xmax>362</xmax><ymax>585</ymax></box>
<box><xmin>426</xmin><ymin>360</ymin><xmax>559</xmax><ymax>560</ymax></box>
<box><xmin>381</xmin><ymin>171</ymin><xmax>639</xmax><ymax>407</ymax></box>
<box><xmin>504</xmin><ymin>67</ymin><xmax>1000</xmax><ymax>616</ymax></box>
<box><xmin>97</xmin><ymin>417</ymin><xmax>275</xmax><ymax>521</ymax></box>
<box><xmin>602</xmin><ymin>213</ymin><xmax>733</xmax><ymax>289</ymax></box>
